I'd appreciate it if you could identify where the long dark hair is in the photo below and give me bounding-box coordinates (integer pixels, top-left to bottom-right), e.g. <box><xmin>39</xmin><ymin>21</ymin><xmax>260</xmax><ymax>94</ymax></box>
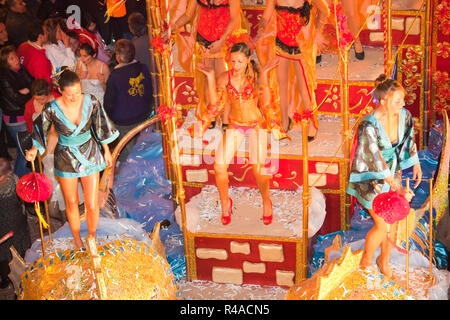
<box><xmin>229</xmin><ymin>42</ymin><xmax>259</xmax><ymax>83</ymax></box>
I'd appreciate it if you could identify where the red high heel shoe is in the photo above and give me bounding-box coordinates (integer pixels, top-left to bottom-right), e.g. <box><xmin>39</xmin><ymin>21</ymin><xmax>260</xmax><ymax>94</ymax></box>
<box><xmin>262</xmin><ymin>200</ymin><xmax>273</xmax><ymax>225</ymax></box>
<box><xmin>221</xmin><ymin>198</ymin><xmax>233</xmax><ymax>225</ymax></box>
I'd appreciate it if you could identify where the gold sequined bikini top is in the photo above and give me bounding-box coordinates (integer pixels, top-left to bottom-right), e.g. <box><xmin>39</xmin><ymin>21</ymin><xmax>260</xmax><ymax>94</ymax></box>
<box><xmin>226</xmin><ymin>70</ymin><xmax>257</xmax><ymax>102</ymax></box>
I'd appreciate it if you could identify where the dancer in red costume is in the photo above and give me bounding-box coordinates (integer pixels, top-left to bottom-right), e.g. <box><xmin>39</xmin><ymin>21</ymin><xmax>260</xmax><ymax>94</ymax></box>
<box><xmin>190</xmin><ymin>42</ymin><xmax>283</xmax><ymax>225</ymax></box>
<box><xmin>168</xmin><ymin>0</ymin><xmax>241</xmax><ymax>125</ymax></box>
<box><xmin>256</xmin><ymin>0</ymin><xmax>329</xmax><ymax>140</ymax></box>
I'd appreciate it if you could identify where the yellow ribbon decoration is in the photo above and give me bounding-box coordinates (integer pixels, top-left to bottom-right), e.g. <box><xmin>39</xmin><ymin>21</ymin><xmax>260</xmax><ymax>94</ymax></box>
<box><xmin>104</xmin><ymin>0</ymin><xmax>126</xmax><ymax>23</ymax></box>
<box><xmin>35</xmin><ymin>203</ymin><xmax>49</xmax><ymax>229</ymax></box>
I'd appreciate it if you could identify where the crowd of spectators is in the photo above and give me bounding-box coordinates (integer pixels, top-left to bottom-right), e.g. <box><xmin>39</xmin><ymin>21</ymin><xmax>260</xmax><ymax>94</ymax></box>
<box><xmin>0</xmin><ymin>0</ymin><xmax>154</xmax><ymax>293</ymax></box>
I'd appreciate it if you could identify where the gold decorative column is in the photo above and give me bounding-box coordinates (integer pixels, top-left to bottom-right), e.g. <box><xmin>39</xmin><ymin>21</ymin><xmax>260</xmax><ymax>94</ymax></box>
<box><xmin>340</xmin><ymin>48</ymin><xmax>351</xmax><ymax>231</ymax></box>
<box><xmin>146</xmin><ymin>0</ymin><xmax>173</xmax><ymax>181</ymax></box>
<box><xmin>146</xmin><ymin>0</ymin><xmax>191</xmax><ymax>281</ymax></box>
<box><xmin>301</xmin><ymin>119</ymin><xmax>310</xmax><ymax>280</ymax></box>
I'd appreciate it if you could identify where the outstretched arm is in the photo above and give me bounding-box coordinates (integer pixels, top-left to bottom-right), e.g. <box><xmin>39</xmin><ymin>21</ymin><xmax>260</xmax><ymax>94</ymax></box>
<box><xmin>188</xmin><ymin>65</ymin><xmax>228</xmax><ymax>137</ymax></box>
<box><xmin>311</xmin><ymin>0</ymin><xmax>330</xmax><ymax>32</ymax></box>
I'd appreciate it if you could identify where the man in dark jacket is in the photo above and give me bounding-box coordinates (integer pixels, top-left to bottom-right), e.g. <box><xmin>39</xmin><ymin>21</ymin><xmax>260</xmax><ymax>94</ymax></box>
<box><xmin>37</xmin><ymin>0</ymin><xmax>68</xmax><ymax>21</ymax></box>
<box><xmin>104</xmin><ymin>38</ymin><xmax>152</xmax><ymax>165</ymax></box>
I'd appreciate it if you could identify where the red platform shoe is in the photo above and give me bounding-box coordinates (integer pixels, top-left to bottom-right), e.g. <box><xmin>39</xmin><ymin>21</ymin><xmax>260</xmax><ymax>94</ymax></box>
<box><xmin>262</xmin><ymin>200</ymin><xmax>273</xmax><ymax>225</ymax></box>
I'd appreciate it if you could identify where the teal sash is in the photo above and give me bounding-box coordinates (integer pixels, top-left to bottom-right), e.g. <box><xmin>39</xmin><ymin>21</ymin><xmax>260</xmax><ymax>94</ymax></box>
<box><xmin>58</xmin><ymin>130</ymin><xmax>92</xmax><ymax>146</ymax></box>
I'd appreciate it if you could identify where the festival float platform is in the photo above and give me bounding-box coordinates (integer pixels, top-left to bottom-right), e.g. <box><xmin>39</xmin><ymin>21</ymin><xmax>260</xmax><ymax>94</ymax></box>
<box><xmin>6</xmin><ymin>0</ymin><xmax>450</xmax><ymax>301</ymax></box>
<box><xmin>167</xmin><ymin>2</ymin><xmax>437</xmax><ymax>287</ymax></box>
<box><xmin>174</xmin><ymin>110</ymin><xmax>353</xmax><ymax>286</ymax></box>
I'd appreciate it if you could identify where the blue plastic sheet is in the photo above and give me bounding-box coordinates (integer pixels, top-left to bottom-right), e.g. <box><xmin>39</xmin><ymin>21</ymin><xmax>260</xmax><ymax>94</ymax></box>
<box><xmin>113</xmin><ymin>126</ymin><xmax>186</xmax><ymax>280</ymax></box>
<box><xmin>24</xmin><ymin>125</ymin><xmax>187</xmax><ymax>280</ymax></box>
<box><xmin>24</xmin><ymin>217</ymin><xmax>151</xmax><ymax>264</ymax></box>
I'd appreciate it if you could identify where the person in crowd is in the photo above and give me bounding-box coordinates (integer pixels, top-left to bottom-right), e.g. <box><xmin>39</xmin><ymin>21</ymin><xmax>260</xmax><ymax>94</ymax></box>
<box><xmin>104</xmin><ymin>39</ymin><xmax>152</xmax><ymax>164</ymax></box>
<box><xmin>17</xmin><ymin>19</ymin><xmax>53</xmax><ymax>85</ymax></box>
<box><xmin>66</xmin><ymin>29</ymin><xmax>80</xmax><ymax>61</ymax></box>
<box><xmin>23</xmin><ymin>0</ymin><xmax>39</xmax><ymax>16</ymax></box>
<box><xmin>105</xmin><ymin>0</ymin><xmax>131</xmax><ymax>42</ymax></box>
<box><xmin>75</xmin><ymin>0</ymin><xmax>110</xmax><ymax>46</ymax></box>
<box><xmin>128</xmin><ymin>12</ymin><xmax>150</xmax><ymax>72</ymax></box>
<box><xmin>347</xmin><ymin>74</ymin><xmax>422</xmax><ymax>279</ymax></box>
<box><xmin>82</xmin><ymin>12</ymin><xmax>111</xmax><ymax>64</ymax></box>
<box><xmin>43</xmin><ymin>17</ymin><xmax>76</xmax><ymax>73</ymax></box>
<box><xmin>0</xmin><ymin>21</ymin><xmax>12</xmax><ymax>49</ymax></box>
<box><xmin>0</xmin><ymin>0</ymin><xmax>8</xmax><ymax>21</ymax></box>
<box><xmin>37</xmin><ymin>0</ymin><xmax>68</xmax><ymax>21</ymax></box>
<box><xmin>0</xmin><ymin>45</ymin><xmax>33</xmax><ymax>177</ymax></box>
<box><xmin>0</xmin><ymin>21</ymin><xmax>12</xmax><ymax>159</ymax></box>
<box><xmin>191</xmin><ymin>42</ymin><xmax>281</xmax><ymax>225</ymax></box>
<box><xmin>0</xmin><ymin>157</ymin><xmax>31</xmax><ymax>289</ymax></box>
<box><xmin>24</xmin><ymin>78</ymin><xmax>65</xmax><ymax>217</ymax></box>
<box><xmin>5</xmin><ymin>0</ymin><xmax>37</xmax><ymax>47</ymax></box>
<box><xmin>26</xmin><ymin>70</ymin><xmax>118</xmax><ymax>249</ymax></box>
<box><xmin>75</xmin><ymin>42</ymin><xmax>110</xmax><ymax>105</ymax></box>
<box><xmin>24</xmin><ymin>78</ymin><xmax>58</xmax><ymax>133</ymax></box>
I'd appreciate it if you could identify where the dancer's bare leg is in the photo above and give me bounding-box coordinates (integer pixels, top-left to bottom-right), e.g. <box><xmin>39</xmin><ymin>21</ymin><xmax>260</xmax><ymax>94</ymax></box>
<box><xmin>276</xmin><ymin>57</ymin><xmax>291</xmax><ymax>131</ymax></box>
<box><xmin>341</xmin><ymin>0</ymin><xmax>363</xmax><ymax>53</ymax></box>
<box><xmin>214</xmin><ymin>128</ymin><xmax>245</xmax><ymax>217</ymax></box>
<box><xmin>377</xmin><ymin>233</ymin><xmax>394</xmax><ymax>278</ymax></box>
<box><xmin>360</xmin><ymin>209</ymin><xmax>389</xmax><ymax>269</ymax></box>
<box><xmin>249</xmin><ymin>128</ymin><xmax>272</xmax><ymax>218</ymax></box>
<box><xmin>80</xmin><ymin>172</ymin><xmax>100</xmax><ymax>239</ymax></box>
<box><xmin>58</xmin><ymin>176</ymin><xmax>83</xmax><ymax>248</ymax></box>
<box><xmin>213</xmin><ymin>58</ymin><xmax>228</xmax><ymax>126</ymax></box>
<box><xmin>293</xmin><ymin>60</ymin><xmax>316</xmax><ymax>138</ymax></box>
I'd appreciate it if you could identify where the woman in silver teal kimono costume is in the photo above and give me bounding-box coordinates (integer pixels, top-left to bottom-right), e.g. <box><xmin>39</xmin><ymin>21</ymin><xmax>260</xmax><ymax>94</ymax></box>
<box><xmin>347</xmin><ymin>74</ymin><xmax>422</xmax><ymax>279</ymax></box>
<box><xmin>26</xmin><ymin>70</ymin><xmax>119</xmax><ymax>248</ymax></box>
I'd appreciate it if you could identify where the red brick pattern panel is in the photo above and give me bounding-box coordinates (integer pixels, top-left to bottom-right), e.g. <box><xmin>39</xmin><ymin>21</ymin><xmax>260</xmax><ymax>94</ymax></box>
<box><xmin>194</xmin><ymin>236</ymin><xmax>298</xmax><ymax>286</ymax></box>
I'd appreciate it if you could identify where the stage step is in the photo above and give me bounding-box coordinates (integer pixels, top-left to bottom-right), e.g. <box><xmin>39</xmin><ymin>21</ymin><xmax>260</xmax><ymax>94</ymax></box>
<box><xmin>175</xmin><ymin>185</ymin><xmax>326</xmax><ymax>286</ymax></box>
<box><xmin>175</xmin><ymin>185</ymin><xmax>326</xmax><ymax>239</ymax></box>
